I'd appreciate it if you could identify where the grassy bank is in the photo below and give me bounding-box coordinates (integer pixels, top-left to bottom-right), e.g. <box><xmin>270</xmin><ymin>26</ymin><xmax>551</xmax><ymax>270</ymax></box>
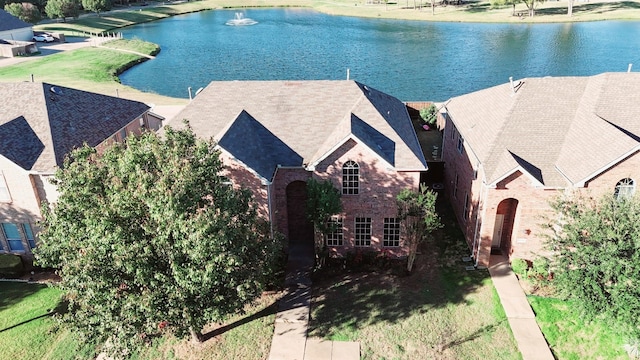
<box><xmin>0</xmin><ymin>39</ymin><xmax>185</xmax><ymax>105</ymax></box>
<box><xmin>34</xmin><ymin>0</ymin><xmax>640</xmax><ymax>37</ymax></box>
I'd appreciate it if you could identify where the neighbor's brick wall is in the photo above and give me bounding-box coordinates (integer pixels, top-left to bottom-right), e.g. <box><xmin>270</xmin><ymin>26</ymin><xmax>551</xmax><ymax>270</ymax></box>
<box><xmin>314</xmin><ymin>139</ymin><xmax>421</xmax><ymax>257</ymax></box>
<box><xmin>583</xmin><ymin>150</ymin><xmax>640</xmax><ymax>197</ymax></box>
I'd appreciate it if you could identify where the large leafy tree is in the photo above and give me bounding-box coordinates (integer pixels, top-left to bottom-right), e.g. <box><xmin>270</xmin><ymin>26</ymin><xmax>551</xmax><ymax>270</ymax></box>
<box><xmin>35</xmin><ymin>125</ymin><xmax>282</xmax><ymax>355</ymax></box>
<box><xmin>397</xmin><ymin>185</ymin><xmax>442</xmax><ymax>272</ymax></box>
<box><xmin>81</xmin><ymin>0</ymin><xmax>111</xmax><ymax>16</ymax></box>
<box><xmin>545</xmin><ymin>193</ymin><xmax>640</xmax><ymax>337</ymax></box>
<box><xmin>4</xmin><ymin>2</ymin><xmax>42</xmax><ymax>23</ymax></box>
<box><xmin>44</xmin><ymin>0</ymin><xmax>80</xmax><ymax>22</ymax></box>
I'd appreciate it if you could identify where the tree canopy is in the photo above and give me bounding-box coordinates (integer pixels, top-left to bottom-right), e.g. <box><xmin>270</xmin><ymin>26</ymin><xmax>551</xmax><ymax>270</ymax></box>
<box><xmin>397</xmin><ymin>185</ymin><xmax>442</xmax><ymax>272</ymax></box>
<box><xmin>44</xmin><ymin>0</ymin><xmax>79</xmax><ymax>22</ymax></box>
<box><xmin>4</xmin><ymin>2</ymin><xmax>42</xmax><ymax>23</ymax></box>
<box><xmin>545</xmin><ymin>193</ymin><xmax>640</xmax><ymax>338</ymax></box>
<box><xmin>35</xmin><ymin>125</ymin><xmax>282</xmax><ymax>355</ymax></box>
<box><xmin>81</xmin><ymin>0</ymin><xmax>110</xmax><ymax>16</ymax></box>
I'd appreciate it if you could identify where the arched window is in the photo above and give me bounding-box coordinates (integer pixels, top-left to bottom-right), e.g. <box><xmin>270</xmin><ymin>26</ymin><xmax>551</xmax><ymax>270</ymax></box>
<box><xmin>614</xmin><ymin>178</ymin><xmax>635</xmax><ymax>200</ymax></box>
<box><xmin>342</xmin><ymin>161</ymin><xmax>359</xmax><ymax>195</ymax></box>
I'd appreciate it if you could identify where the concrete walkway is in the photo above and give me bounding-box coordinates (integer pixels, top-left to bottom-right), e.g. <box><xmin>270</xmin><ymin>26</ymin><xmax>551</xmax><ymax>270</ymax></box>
<box><xmin>268</xmin><ymin>243</ymin><xmax>359</xmax><ymax>360</ymax></box>
<box><xmin>489</xmin><ymin>255</ymin><xmax>554</xmax><ymax>360</ymax></box>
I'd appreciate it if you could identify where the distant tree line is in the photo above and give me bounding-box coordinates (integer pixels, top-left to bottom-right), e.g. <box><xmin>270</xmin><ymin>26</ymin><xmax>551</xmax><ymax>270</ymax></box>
<box><xmin>3</xmin><ymin>0</ymin><xmax>148</xmax><ymax>24</ymax></box>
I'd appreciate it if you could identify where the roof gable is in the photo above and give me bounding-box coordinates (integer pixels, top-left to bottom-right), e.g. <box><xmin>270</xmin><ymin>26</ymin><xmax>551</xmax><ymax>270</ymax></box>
<box><xmin>0</xmin><ymin>116</ymin><xmax>44</xmax><ymax>170</ymax></box>
<box><xmin>446</xmin><ymin>72</ymin><xmax>640</xmax><ymax>188</ymax></box>
<box><xmin>167</xmin><ymin>80</ymin><xmax>427</xmax><ymax>179</ymax></box>
<box><xmin>0</xmin><ymin>82</ymin><xmax>150</xmax><ymax>171</ymax></box>
<box><xmin>0</xmin><ymin>9</ymin><xmax>32</xmax><ymax>31</ymax></box>
<box><xmin>218</xmin><ymin>110</ymin><xmax>302</xmax><ymax>181</ymax></box>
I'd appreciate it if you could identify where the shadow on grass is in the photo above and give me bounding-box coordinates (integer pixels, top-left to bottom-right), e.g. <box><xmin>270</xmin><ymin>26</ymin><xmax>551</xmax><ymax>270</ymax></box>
<box><xmin>201</xmin><ymin>300</ymin><xmax>279</xmax><ymax>341</ymax></box>
<box><xmin>308</xmin><ymin>197</ymin><xmax>490</xmax><ymax>339</ymax></box>
<box><xmin>0</xmin><ymin>282</ymin><xmax>48</xmax><ymax>311</ymax></box>
<box><xmin>535</xmin><ymin>1</ymin><xmax>640</xmax><ymax>15</ymax></box>
<box><xmin>463</xmin><ymin>2</ymin><xmax>491</xmax><ymax>13</ymax></box>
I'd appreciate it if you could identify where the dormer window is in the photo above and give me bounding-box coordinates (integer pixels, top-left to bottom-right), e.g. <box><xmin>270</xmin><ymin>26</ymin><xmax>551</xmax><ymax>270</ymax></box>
<box><xmin>614</xmin><ymin>178</ymin><xmax>635</xmax><ymax>200</ymax></box>
<box><xmin>342</xmin><ymin>161</ymin><xmax>359</xmax><ymax>195</ymax></box>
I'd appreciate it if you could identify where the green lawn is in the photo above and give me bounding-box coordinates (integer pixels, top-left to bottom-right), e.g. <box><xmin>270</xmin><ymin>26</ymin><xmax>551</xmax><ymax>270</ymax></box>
<box><xmin>0</xmin><ymin>39</ymin><xmax>185</xmax><ymax>105</ymax></box>
<box><xmin>309</xmin><ymin>201</ymin><xmax>522</xmax><ymax>360</ymax></box>
<box><xmin>528</xmin><ymin>296</ymin><xmax>629</xmax><ymax>360</ymax></box>
<box><xmin>0</xmin><ymin>281</ymin><xmax>278</xmax><ymax>360</ymax></box>
<box><xmin>0</xmin><ymin>282</ymin><xmax>97</xmax><ymax>359</ymax></box>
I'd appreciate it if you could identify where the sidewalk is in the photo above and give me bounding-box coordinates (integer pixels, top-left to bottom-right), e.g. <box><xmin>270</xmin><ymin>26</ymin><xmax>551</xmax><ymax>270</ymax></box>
<box><xmin>489</xmin><ymin>254</ymin><xmax>554</xmax><ymax>360</ymax></box>
<box><xmin>268</xmin><ymin>243</ymin><xmax>359</xmax><ymax>360</ymax></box>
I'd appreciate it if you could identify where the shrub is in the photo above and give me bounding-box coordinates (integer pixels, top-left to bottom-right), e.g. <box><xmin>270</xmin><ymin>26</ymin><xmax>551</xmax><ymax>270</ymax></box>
<box><xmin>0</xmin><ymin>254</ymin><xmax>24</xmax><ymax>276</ymax></box>
<box><xmin>510</xmin><ymin>258</ymin><xmax>528</xmax><ymax>276</ymax></box>
<box><xmin>419</xmin><ymin>104</ymin><xmax>438</xmax><ymax>126</ymax></box>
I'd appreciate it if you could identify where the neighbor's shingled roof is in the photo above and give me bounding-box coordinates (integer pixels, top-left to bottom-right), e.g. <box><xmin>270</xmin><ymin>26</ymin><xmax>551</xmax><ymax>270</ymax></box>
<box><xmin>0</xmin><ymin>82</ymin><xmax>150</xmax><ymax>172</ymax></box>
<box><xmin>445</xmin><ymin>72</ymin><xmax>640</xmax><ymax>188</ymax></box>
<box><xmin>0</xmin><ymin>9</ymin><xmax>33</xmax><ymax>31</ymax></box>
<box><xmin>168</xmin><ymin>80</ymin><xmax>427</xmax><ymax>181</ymax></box>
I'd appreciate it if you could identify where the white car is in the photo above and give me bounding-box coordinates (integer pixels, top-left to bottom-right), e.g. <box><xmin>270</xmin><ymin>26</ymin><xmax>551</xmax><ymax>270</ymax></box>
<box><xmin>33</xmin><ymin>34</ymin><xmax>54</xmax><ymax>43</ymax></box>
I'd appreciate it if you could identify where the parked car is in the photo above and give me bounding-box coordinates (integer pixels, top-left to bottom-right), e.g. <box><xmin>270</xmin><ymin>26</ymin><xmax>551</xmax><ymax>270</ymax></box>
<box><xmin>33</xmin><ymin>34</ymin><xmax>54</xmax><ymax>43</ymax></box>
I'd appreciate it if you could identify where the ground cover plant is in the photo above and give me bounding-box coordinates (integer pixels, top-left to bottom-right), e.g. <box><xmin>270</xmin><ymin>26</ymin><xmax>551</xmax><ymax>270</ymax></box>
<box><xmin>308</xmin><ymin>199</ymin><xmax>521</xmax><ymax>360</ymax></box>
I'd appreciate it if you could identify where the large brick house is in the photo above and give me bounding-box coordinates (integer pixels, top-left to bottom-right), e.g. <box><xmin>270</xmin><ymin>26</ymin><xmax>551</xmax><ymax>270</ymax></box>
<box><xmin>442</xmin><ymin>72</ymin><xmax>640</xmax><ymax>267</ymax></box>
<box><xmin>0</xmin><ymin>82</ymin><xmax>162</xmax><ymax>260</ymax></box>
<box><xmin>166</xmin><ymin>80</ymin><xmax>427</xmax><ymax>257</ymax></box>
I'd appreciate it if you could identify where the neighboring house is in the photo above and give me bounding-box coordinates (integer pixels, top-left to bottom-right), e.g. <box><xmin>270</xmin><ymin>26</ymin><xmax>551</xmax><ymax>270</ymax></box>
<box><xmin>167</xmin><ymin>80</ymin><xmax>427</xmax><ymax>257</ymax></box>
<box><xmin>0</xmin><ymin>9</ymin><xmax>33</xmax><ymax>42</ymax></box>
<box><xmin>442</xmin><ymin>72</ymin><xmax>640</xmax><ymax>268</ymax></box>
<box><xmin>0</xmin><ymin>82</ymin><xmax>162</xmax><ymax>260</ymax></box>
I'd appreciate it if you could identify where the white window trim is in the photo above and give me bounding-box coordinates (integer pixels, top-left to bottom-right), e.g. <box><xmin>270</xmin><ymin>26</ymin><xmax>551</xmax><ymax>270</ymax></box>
<box><xmin>354</xmin><ymin>217</ymin><xmax>372</xmax><ymax>247</ymax></box>
<box><xmin>342</xmin><ymin>160</ymin><xmax>360</xmax><ymax>195</ymax></box>
<box><xmin>383</xmin><ymin>217</ymin><xmax>401</xmax><ymax>247</ymax></box>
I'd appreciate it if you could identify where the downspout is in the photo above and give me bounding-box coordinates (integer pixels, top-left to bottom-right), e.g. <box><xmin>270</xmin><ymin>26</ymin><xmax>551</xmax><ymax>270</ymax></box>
<box><xmin>474</xmin><ymin>174</ymin><xmax>489</xmax><ymax>268</ymax></box>
<box><xmin>267</xmin><ymin>181</ymin><xmax>274</xmax><ymax>239</ymax></box>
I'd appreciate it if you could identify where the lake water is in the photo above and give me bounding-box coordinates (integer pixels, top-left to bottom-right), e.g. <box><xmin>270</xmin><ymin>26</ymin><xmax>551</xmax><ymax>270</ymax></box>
<box><xmin>119</xmin><ymin>8</ymin><xmax>640</xmax><ymax>101</ymax></box>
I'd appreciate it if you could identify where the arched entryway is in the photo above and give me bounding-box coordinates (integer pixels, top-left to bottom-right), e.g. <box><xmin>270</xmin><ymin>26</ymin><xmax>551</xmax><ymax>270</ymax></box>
<box><xmin>286</xmin><ymin>181</ymin><xmax>315</xmax><ymax>270</ymax></box>
<box><xmin>491</xmin><ymin>198</ymin><xmax>518</xmax><ymax>257</ymax></box>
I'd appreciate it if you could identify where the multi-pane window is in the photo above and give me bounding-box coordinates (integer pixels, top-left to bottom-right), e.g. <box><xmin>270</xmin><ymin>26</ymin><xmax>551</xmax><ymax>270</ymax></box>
<box><xmin>614</xmin><ymin>178</ymin><xmax>635</xmax><ymax>200</ymax></box>
<box><xmin>0</xmin><ymin>172</ymin><xmax>10</xmax><ymax>202</ymax></box>
<box><xmin>383</xmin><ymin>218</ymin><xmax>401</xmax><ymax>247</ymax></box>
<box><xmin>342</xmin><ymin>161</ymin><xmax>359</xmax><ymax>195</ymax></box>
<box><xmin>23</xmin><ymin>223</ymin><xmax>36</xmax><ymax>249</ymax></box>
<box><xmin>2</xmin><ymin>223</ymin><xmax>24</xmax><ymax>251</ymax></box>
<box><xmin>354</xmin><ymin>217</ymin><xmax>371</xmax><ymax>246</ymax></box>
<box><xmin>326</xmin><ymin>217</ymin><xmax>344</xmax><ymax>246</ymax></box>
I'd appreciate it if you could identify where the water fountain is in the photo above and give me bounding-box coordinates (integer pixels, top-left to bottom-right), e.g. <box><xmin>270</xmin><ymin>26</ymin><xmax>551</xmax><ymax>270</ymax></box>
<box><xmin>225</xmin><ymin>12</ymin><xmax>258</xmax><ymax>26</ymax></box>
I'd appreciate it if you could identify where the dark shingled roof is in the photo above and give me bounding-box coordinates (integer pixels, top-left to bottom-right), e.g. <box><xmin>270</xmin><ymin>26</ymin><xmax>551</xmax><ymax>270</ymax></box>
<box><xmin>218</xmin><ymin>110</ymin><xmax>303</xmax><ymax>181</ymax></box>
<box><xmin>0</xmin><ymin>82</ymin><xmax>150</xmax><ymax>172</ymax></box>
<box><xmin>167</xmin><ymin>80</ymin><xmax>427</xmax><ymax>181</ymax></box>
<box><xmin>0</xmin><ymin>9</ymin><xmax>33</xmax><ymax>31</ymax></box>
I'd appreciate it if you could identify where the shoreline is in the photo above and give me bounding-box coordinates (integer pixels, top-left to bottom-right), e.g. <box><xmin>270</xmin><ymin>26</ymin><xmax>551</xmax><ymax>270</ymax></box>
<box><xmin>34</xmin><ymin>0</ymin><xmax>640</xmax><ymax>38</ymax></box>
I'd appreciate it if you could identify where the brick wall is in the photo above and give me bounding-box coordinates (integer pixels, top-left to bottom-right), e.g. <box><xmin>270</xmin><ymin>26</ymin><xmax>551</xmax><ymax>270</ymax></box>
<box><xmin>314</xmin><ymin>139</ymin><xmax>421</xmax><ymax>257</ymax></box>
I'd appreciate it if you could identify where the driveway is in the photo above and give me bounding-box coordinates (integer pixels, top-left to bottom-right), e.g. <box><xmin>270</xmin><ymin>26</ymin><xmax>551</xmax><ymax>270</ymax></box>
<box><xmin>0</xmin><ymin>36</ymin><xmax>112</xmax><ymax>68</ymax></box>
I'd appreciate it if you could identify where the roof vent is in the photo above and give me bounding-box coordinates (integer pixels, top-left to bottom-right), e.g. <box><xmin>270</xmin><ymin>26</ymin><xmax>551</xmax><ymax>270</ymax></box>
<box><xmin>509</xmin><ymin>77</ymin><xmax>523</xmax><ymax>94</ymax></box>
<box><xmin>50</xmin><ymin>86</ymin><xmax>63</xmax><ymax>95</ymax></box>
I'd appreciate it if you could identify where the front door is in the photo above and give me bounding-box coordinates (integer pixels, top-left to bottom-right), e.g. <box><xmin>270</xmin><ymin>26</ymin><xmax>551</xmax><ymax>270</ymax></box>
<box><xmin>492</xmin><ymin>214</ymin><xmax>504</xmax><ymax>249</ymax></box>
